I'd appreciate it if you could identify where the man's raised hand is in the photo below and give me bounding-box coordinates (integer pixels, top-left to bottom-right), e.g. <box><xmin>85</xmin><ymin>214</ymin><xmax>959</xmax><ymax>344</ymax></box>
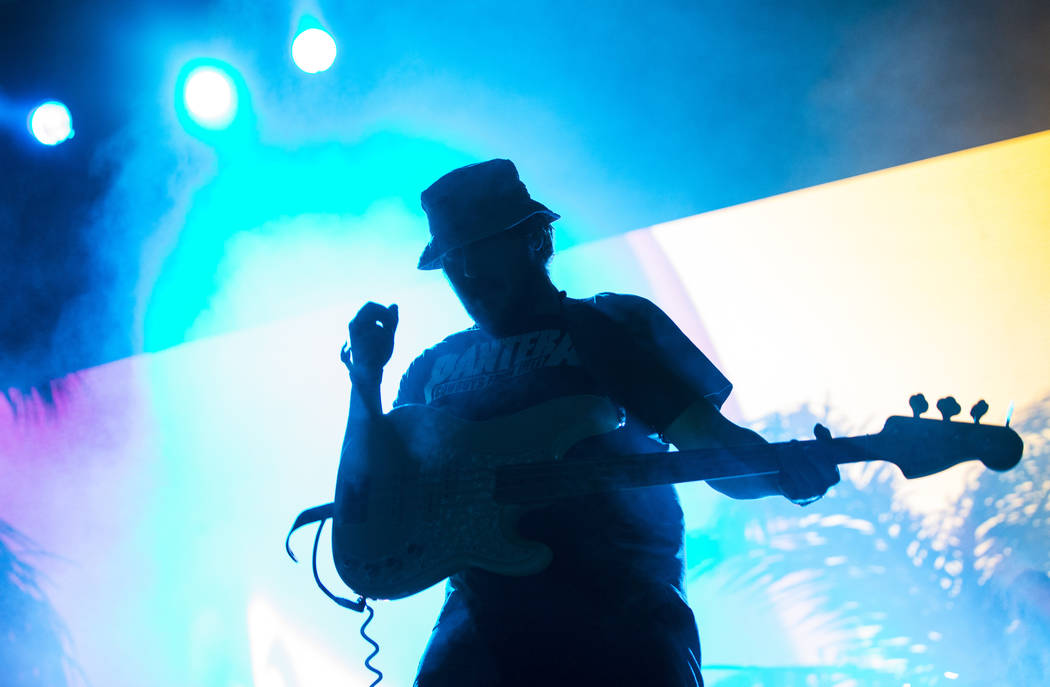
<box><xmin>341</xmin><ymin>302</ymin><xmax>399</xmax><ymax>382</ymax></box>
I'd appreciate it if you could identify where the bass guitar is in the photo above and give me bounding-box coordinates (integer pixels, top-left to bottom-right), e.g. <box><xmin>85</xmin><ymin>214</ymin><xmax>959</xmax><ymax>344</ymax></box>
<box><xmin>288</xmin><ymin>393</ymin><xmax>1022</xmax><ymax>602</ymax></box>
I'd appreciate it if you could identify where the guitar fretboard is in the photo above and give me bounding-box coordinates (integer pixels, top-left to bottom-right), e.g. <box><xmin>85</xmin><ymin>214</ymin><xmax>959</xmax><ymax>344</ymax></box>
<box><xmin>493</xmin><ymin>435</ymin><xmax>883</xmax><ymax>504</ymax></box>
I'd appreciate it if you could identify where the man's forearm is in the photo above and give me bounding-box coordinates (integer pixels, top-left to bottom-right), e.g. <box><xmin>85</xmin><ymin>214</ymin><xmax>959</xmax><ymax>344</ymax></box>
<box><xmin>663</xmin><ymin>399</ymin><xmax>783</xmax><ymax>499</ymax></box>
<box><xmin>335</xmin><ymin>371</ymin><xmax>392</xmax><ymax>520</ymax></box>
<box><xmin>701</xmin><ymin>425</ymin><xmax>782</xmax><ymax>499</ymax></box>
<box><xmin>349</xmin><ymin>368</ymin><xmax>383</xmax><ymax>421</ymax></box>
<box><xmin>334</xmin><ymin>300</ymin><xmax>404</xmax><ymax>551</ymax></box>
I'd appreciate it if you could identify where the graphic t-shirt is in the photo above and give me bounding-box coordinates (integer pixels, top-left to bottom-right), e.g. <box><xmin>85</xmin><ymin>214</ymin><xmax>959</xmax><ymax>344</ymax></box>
<box><xmin>395</xmin><ymin>292</ymin><xmax>731</xmax><ymax>685</ymax></box>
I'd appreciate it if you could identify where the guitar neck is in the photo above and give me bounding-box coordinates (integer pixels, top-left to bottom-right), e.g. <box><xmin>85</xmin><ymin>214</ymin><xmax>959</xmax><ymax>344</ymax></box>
<box><xmin>493</xmin><ymin>435</ymin><xmax>883</xmax><ymax>505</ymax></box>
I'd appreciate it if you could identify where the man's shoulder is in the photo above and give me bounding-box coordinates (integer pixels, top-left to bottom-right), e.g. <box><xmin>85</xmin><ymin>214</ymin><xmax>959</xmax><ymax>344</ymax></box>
<box><xmin>567</xmin><ymin>291</ymin><xmax>661</xmax><ymax>322</ymax></box>
<box><xmin>395</xmin><ymin>326</ymin><xmax>483</xmax><ymax>405</ymax></box>
<box><xmin>404</xmin><ymin>326</ymin><xmax>482</xmax><ymax>370</ymax></box>
<box><xmin>431</xmin><ymin>325</ymin><xmax>483</xmax><ymax>353</ymax></box>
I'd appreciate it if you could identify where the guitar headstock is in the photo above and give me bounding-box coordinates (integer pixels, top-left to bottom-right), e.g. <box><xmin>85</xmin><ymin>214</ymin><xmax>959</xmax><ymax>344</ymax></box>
<box><xmin>877</xmin><ymin>395</ymin><xmax>1023</xmax><ymax>478</ymax></box>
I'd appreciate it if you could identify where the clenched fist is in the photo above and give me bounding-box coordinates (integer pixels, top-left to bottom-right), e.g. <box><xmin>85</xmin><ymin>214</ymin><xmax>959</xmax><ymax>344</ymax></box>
<box><xmin>341</xmin><ymin>302</ymin><xmax>399</xmax><ymax>380</ymax></box>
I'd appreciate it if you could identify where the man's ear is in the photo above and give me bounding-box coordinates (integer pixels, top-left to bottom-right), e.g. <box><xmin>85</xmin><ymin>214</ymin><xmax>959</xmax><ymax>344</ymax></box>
<box><xmin>528</xmin><ymin>232</ymin><xmax>545</xmax><ymax>254</ymax></box>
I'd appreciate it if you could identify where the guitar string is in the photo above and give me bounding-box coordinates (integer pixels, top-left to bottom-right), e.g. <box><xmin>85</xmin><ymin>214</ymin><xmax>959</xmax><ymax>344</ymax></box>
<box><xmin>363</xmin><ymin>443</ymin><xmax>789</xmax><ymax>491</ymax></box>
<box><xmin>340</xmin><ymin>449</ymin><xmax>789</xmax><ymax>504</ymax></box>
<box><xmin>342</xmin><ymin>432</ymin><xmax>932</xmax><ymax>506</ymax></box>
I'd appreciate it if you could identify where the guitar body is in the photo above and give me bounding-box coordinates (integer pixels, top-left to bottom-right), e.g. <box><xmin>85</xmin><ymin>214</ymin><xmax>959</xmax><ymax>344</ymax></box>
<box><xmin>331</xmin><ymin>395</ymin><xmax>623</xmax><ymax>600</ymax></box>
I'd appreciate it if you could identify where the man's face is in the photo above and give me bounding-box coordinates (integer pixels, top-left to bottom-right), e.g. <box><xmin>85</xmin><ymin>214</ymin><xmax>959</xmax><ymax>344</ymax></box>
<box><xmin>441</xmin><ymin>229</ymin><xmax>543</xmax><ymax>336</ymax></box>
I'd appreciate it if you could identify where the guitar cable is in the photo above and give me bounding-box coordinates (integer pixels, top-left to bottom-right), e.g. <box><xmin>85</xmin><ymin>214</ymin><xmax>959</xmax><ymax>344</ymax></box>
<box><xmin>287</xmin><ymin>506</ymin><xmax>383</xmax><ymax>686</ymax></box>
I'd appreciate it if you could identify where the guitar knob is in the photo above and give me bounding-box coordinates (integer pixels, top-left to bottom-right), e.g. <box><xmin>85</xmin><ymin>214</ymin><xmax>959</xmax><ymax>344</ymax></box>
<box><xmin>970</xmin><ymin>399</ymin><xmax>989</xmax><ymax>424</ymax></box>
<box><xmin>909</xmin><ymin>393</ymin><xmax>929</xmax><ymax>418</ymax></box>
<box><xmin>936</xmin><ymin>396</ymin><xmax>962</xmax><ymax>421</ymax></box>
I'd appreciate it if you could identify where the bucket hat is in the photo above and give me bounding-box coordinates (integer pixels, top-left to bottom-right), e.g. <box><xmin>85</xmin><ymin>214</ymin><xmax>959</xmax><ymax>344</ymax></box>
<box><xmin>418</xmin><ymin>159</ymin><xmax>560</xmax><ymax>270</ymax></box>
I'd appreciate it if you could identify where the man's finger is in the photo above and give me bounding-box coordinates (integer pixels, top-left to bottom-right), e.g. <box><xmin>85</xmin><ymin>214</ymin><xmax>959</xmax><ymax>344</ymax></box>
<box><xmin>354</xmin><ymin>301</ymin><xmax>390</xmax><ymax>322</ymax></box>
<box><xmin>351</xmin><ymin>302</ymin><xmax>399</xmax><ymax>334</ymax></box>
<box><xmin>818</xmin><ymin>462</ymin><xmax>841</xmax><ymax>489</ymax></box>
<box><xmin>806</xmin><ymin>455</ymin><xmax>841</xmax><ymax>492</ymax></box>
<box><xmin>381</xmin><ymin>303</ymin><xmax>399</xmax><ymax>330</ymax></box>
<box><xmin>811</xmin><ymin>423</ymin><xmax>840</xmax><ymax>489</ymax></box>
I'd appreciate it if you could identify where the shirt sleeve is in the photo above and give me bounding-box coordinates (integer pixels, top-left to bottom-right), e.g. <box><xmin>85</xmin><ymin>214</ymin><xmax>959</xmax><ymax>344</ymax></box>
<box><xmin>586</xmin><ymin>292</ymin><xmax>732</xmax><ymax>430</ymax></box>
<box><xmin>392</xmin><ymin>352</ymin><xmax>428</xmax><ymax>407</ymax></box>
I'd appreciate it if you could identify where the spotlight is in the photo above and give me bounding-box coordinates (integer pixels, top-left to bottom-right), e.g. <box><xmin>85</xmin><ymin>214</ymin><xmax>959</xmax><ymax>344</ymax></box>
<box><xmin>291</xmin><ymin>28</ymin><xmax>337</xmax><ymax>74</ymax></box>
<box><xmin>29</xmin><ymin>101</ymin><xmax>74</xmax><ymax>145</ymax></box>
<box><xmin>183</xmin><ymin>65</ymin><xmax>237</xmax><ymax>129</ymax></box>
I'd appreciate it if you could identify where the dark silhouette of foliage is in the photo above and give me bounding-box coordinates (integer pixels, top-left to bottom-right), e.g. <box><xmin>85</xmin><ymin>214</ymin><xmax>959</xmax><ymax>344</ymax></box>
<box><xmin>0</xmin><ymin>521</ymin><xmax>78</xmax><ymax>687</ymax></box>
<box><xmin>687</xmin><ymin>396</ymin><xmax>1050</xmax><ymax>686</ymax></box>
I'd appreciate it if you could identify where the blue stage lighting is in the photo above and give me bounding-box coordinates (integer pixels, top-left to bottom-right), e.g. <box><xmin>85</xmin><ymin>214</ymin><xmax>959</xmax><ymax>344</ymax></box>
<box><xmin>291</xmin><ymin>28</ymin><xmax>337</xmax><ymax>74</ymax></box>
<box><xmin>183</xmin><ymin>65</ymin><xmax>237</xmax><ymax>128</ymax></box>
<box><xmin>29</xmin><ymin>101</ymin><xmax>74</xmax><ymax>145</ymax></box>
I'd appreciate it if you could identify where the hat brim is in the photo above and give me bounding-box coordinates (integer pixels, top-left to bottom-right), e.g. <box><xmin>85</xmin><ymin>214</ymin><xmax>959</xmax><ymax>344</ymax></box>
<box><xmin>417</xmin><ymin>207</ymin><xmax>560</xmax><ymax>270</ymax></box>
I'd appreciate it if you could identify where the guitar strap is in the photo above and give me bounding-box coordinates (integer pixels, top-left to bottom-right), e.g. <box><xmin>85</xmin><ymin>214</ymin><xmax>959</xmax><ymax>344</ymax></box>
<box><xmin>284</xmin><ymin>504</ymin><xmax>367</xmax><ymax>610</ymax></box>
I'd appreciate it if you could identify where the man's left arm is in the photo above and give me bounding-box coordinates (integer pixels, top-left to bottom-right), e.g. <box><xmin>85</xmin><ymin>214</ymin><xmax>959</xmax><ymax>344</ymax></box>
<box><xmin>662</xmin><ymin>398</ymin><xmax>840</xmax><ymax>503</ymax></box>
<box><xmin>591</xmin><ymin>293</ymin><xmax>839</xmax><ymax>503</ymax></box>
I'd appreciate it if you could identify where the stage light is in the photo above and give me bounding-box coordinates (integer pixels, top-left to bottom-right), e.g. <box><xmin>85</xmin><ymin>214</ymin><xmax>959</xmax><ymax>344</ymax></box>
<box><xmin>29</xmin><ymin>101</ymin><xmax>74</xmax><ymax>145</ymax></box>
<box><xmin>291</xmin><ymin>28</ymin><xmax>337</xmax><ymax>74</ymax></box>
<box><xmin>183</xmin><ymin>65</ymin><xmax>237</xmax><ymax>128</ymax></box>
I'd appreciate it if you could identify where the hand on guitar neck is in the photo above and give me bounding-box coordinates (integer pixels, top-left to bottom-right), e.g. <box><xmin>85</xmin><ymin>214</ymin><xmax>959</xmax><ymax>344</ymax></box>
<box><xmin>663</xmin><ymin>398</ymin><xmax>841</xmax><ymax>505</ymax></box>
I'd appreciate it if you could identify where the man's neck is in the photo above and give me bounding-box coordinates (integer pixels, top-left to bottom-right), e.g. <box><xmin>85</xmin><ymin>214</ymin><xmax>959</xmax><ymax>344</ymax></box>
<box><xmin>479</xmin><ymin>274</ymin><xmax>563</xmax><ymax>337</ymax></box>
<box><xmin>527</xmin><ymin>275</ymin><xmax>564</xmax><ymax>317</ymax></box>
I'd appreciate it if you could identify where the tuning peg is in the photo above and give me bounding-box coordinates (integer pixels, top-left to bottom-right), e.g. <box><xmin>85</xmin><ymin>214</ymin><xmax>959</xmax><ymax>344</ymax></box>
<box><xmin>909</xmin><ymin>393</ymin><xmax>929</xmax><ymax>418</ymax></box>
<box><xmin>970</xmin><ymin>400</ymin><xmax>989</xmax><ymax>424</ymax></box>
<box><xmin>936</xmin><ymin>396</ymin><xmax>962</xmax><ymax>421</ymax></box>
